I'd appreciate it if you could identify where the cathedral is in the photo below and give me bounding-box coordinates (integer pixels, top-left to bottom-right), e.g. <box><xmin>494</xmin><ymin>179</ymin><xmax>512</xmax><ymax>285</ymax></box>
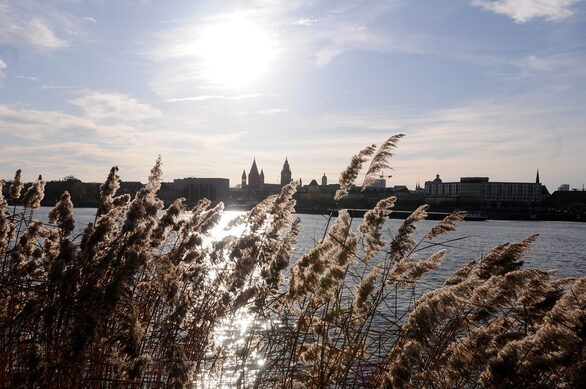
<box><xmin>241</xmin><ymin>158</ymin><xmax>264</xmax><ymax>190</ymax></box>
<box><xmin>241</xmin><ymin>157</ymin><xmax>292</xmax><ymax>190</ymax></box>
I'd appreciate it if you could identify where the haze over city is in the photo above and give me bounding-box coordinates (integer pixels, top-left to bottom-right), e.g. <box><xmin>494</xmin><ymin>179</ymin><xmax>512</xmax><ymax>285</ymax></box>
<box><xmin>1</xmin><ymin>0</ymin><xmax>585</xmax><ymax>191</ymax></box>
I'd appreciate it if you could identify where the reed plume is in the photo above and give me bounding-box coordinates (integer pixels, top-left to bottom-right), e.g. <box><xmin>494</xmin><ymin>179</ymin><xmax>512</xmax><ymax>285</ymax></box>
<box><xmin>352</xmin><ymin>263</ymin><xmax>382</xmax><ymax>315</ymax></box>
<box><xmin>48</xmin><ymin>191</ymin><xmax>75</xmax><ymax>237</ymax></box>
<box><xmin>426</xmin><ymin>210</ymin><xmax>467</xmax><ymax>239</ymax></box>
<box><xmin>388</xmin><ymin>204</ymin><xmax>428</xmax><ymax>262</ymax></box>
<box><xmin>361</xmin><ymin>134</ymin><xmax>404</xmax><ymax>191</ymax></box>
<box><xmin>9</xmin><ymin>169</ymin><xmax>24</xmax><ymax>199</ymax></box>
<box><xmin>334</xmin><ymin>144</ymin><xmax>376</xmax><ymax>201</ymax></box>
<box><xmin>359</xmin><ymin>196</ymin><xmax>396</xmax><ymax>261</ymax></box>
<box><xmin>96</xmin><ymin>166</ymin><xmax>121</xmax><ymax>217</ymax></box>
<box><xmin>0</xmin><ymin>181</ymin><xmax>11</xmax><ymax>254</ymax></box>
<box><xmin>0</xmin><ymin>180</ymin><xmax>6</xmax><ymax>210</ymax></box>
<box><xmin>391</xmin><ymin>249</ymin><xmax>447</xmax><ymax>288</ymax></box>
<box><xmin>21</xmin><ymin>175</ymin><xmax>45</xmax><ymax>209</ymax></box>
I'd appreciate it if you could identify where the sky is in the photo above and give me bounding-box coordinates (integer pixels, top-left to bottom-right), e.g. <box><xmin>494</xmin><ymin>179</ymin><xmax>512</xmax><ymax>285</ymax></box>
<box><xmin>0</xmin><ymin>0</ymin><xmax>585</xmax><ymax>191</ymax></box>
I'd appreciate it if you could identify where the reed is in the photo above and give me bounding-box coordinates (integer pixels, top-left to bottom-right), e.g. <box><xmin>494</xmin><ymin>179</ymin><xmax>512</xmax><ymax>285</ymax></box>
<box><xmin>0</xmin><ymin>136</ymin><xmax>583</xmax><ymax>388</ymax></box>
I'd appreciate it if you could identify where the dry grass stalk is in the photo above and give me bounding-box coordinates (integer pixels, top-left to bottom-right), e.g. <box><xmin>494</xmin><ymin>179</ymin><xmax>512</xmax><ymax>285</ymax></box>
<box><xmin>361</xmin><ymin>134</ymin><xmax>404</xmax><ymax>191</ymax></box>
<box><xmin>334</xmin><ymin>144</ymin><xmax>376</xmax><ymax>201</ymax></box>
<box><xmin>359</xmin><ymin>196</ymin><xmax>396</xmax><ymax>262</ymax></box>
<box><xmin>0</xmin><ymin>181</ymin><xmax>7</xmax><ymax>210</ymax></box>
<box><xmin>21</xmin><ymin>175</ymin><xmax>45</xmax><ymax>209</ymax></box>
<box><xmin>9</xmin><ymin>169</ymin><xmax>24</xmax><ymax>199</ymax></box>
<box><xmin>425</xmin><ymin>210</ymin><xmax>468</xmax><ymax>239</ymax></box>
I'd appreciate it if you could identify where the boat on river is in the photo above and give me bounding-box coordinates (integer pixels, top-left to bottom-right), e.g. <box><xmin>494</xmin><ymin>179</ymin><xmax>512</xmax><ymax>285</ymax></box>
<box><xmin>463</xmin><ymin>212</ymin><xmax>488</xmax><ymax>221</ymax></box>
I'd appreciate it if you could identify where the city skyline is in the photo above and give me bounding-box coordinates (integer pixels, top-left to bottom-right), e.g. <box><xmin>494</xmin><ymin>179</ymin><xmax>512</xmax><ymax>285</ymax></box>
<box><xmin>1</xmin><ymin>1</ymin><xmax>585</xmax><ymax>191</ymax></box>
<box><xmin>3</xmin><ymin>153</ymin><xmax>577</xmax><ymax>194</ymax></box>
<box><xmin>235</xmin><ymin>156</ymin><xmax>561</xmax><ymax>191</ymax></box>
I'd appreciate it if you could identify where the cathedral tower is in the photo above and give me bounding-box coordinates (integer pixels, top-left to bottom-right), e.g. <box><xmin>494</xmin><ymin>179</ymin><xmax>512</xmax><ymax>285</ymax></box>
<box><xmin>248</xmin><ymin>158</ymin><xmax>261</xmax><ymax>189</ymax></box>
<box><xmin>241</xmin><ymin>170</ymin><xmax>247</xmax><ymax>188</ymax></box>
<box><xmin>280</xmin><ymin>157</ymin><xmax>292</xmax><ymax>186</ymax></box>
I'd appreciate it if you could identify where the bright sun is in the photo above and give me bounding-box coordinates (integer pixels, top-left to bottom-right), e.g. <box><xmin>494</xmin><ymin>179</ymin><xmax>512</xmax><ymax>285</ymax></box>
<box><xmin>195</xmin><ymin>15</ymin><xmax>275</xmax><ymax>88</ymax></box>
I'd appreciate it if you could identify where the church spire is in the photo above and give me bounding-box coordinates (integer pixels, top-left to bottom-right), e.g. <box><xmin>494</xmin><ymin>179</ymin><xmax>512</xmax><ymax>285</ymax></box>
<box><xmin>248</xmin><ymin>158</ymin><xmax>261</xmax><ymax>189</ymax></box>
<box><xmin>280</xmin><ymin>156</ymin><xmax>292</xmax><ymax>186</ymax></box>
<box><xmin>249</xmin><ymin>159</ymin><xmax>259</xmax><ymax>177</ymax></box>
<box><xmin>536</xmin><ymin>169</ymin><xmax>540</xmax><ymax>184</ymax></box>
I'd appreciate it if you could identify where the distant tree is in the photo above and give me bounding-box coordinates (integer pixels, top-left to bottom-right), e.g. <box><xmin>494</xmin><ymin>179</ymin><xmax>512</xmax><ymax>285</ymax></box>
<box><xmin>63</xmin><ymin>175</ymin><xmax>81</xmax><ymax>182</ymax></box>
<box><xmin>69</xmin><ymin>182</ymin><xmax>87</xmax><ymax>202</ymax></box>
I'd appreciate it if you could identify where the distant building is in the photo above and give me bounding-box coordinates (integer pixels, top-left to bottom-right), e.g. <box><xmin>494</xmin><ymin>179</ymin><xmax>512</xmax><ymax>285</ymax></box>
<box><xmin>321</xmin><ymin>173</ymin><xmax>327</xmax><ymax>187</ymax></box>
<box><xmin>246</xmin><ymin>159</ymin><xmax>263</xmax><ymax>190</ymax></box>
<box><xmin>281</xmin><ymin>158</ymin><xmax>292</xmax><ymax>186</ymax></box>
<box><xmin>424</xmin><ymin>174</ymin><xmax>547</xmax><ymax>208</ymax></box>
<box><xmin>558</xmin><ymin>184</ymin><xmax>570</xmax><ymax>192</ymax></box>
<box><xmin>545</xmin><ymin>190</ymin><xmax>586</xmax><ymax>212</ymax></box>
<box><xmin>241</xmin><ymin>157</ymin><xmax>289</xmax><ymax>191</ymax></box>
<box><xmin>413</xmin><ymin>182</ymin><xmax>425</xmax><ymax>194</ymax></box>
<box><xmin>173</xmin><ymin>177</ymin><xmax>229</xmax><ymax>204</ymax></box>
<box><xmin>119</xmin><ymin>181</ymin><xmax>143</xmax><ymax>197</ymax></box>
<box><xmin>390</xmin><ymin>185</ymin><xmax>409</xmax><ymax>193</ymax></box>
<box><xmin>370</xmin><ymin>178</ymin><xmax>386</xmax><ymax>189</ymax></box>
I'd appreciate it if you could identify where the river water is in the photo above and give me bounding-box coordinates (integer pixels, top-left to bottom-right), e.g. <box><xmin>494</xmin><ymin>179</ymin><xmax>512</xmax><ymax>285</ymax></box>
<box><xmin>24</xmin><ymin>207</ymin><xmax>586</xmax><ymax>280</ymax></box>
<box><xmin>298</xmin><ymin>213</ymin><xmax>586</xmax><ymax>278</ymax></box>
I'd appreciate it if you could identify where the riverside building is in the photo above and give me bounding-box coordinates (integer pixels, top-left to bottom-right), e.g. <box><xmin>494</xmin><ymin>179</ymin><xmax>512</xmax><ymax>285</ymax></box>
<box><xmin>424</xmin><ymin>172</ymin><xmax>548</xmax><ymax>209</ymax></box>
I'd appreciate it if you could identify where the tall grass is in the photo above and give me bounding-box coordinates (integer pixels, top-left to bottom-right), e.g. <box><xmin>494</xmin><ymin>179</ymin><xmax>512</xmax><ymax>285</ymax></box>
<box><xmin>0</xmin><ymin>136</ymin><xmax>584</xmax><ymax>388</ymax></box>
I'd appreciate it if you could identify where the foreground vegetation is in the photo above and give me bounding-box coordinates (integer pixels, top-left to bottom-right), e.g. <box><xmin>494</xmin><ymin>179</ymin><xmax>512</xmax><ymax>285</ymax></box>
<box><xmin>1</xmin><ymin>135</ymin><xmax>584</xmax><ymax>388</ymax></box>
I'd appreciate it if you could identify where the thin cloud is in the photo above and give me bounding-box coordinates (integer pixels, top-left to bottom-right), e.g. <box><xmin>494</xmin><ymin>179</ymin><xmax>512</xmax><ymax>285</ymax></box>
<box><xmin>0</xmin><ymin>1</ymin><xmax>83</xmax><ymax>50</ymax></box>
<box><xmin>0</xmin><ymin>59</ymin><xmax>6</xmax><ymax>85</ymax></box>
<box><xmin>285</xmin><ymin>2</ymin><xmax>422</xmax><ymax>67</ymax></box>
<box><xmin>314</xmin><ymin>23</ymin><xmax>386</xmax><ymax>67</ymax></box>
<box><xmin>257</xmin><ymin>108</ymin><xmax>289</xmax><ymax>114</ymax></box>
<box><xmin>16</xmin><ymin>75</ymin><xmax>39</xmax><ymax>81</ymax></box>
<box><xmin>70</xmin><ymin>91</ymin><xmax>162</xmax><ymax>121</ymax></box>
<box><xmin>166</xmin><ymin>93</ymin><xmax>273</xmax><ymax>102</ymax></box>
<box><xmin>42</xmin><ymin>84</ymin><xmax>72</xmax><ymax>89</ymax></box>
<box><xmin>26</xmin><ymin>18</ymin><xmax>67</xmax><ymax>48</ymax></box>
<box><xmin>293</xmin><ymin>18</ymin><xmax>318</xmax><ymax>26</ymax></box>
<box><xmin>514</xmin><ymin>53</ymin><xmax>586</xmax><ymax>77</ymax></box>
<box><xmin>0</xmin><ymin>104</ymin><xmax>98</xmax><ymax>140</ymax></box>
<box><xmin>0</xmin><ymin>100</ymin><xmax>252</xmax><ymax>181</ymax></box>
<box><xmin>472</xmin><ymin>0</ymin><xmax>583</xmax><ymax>23</ymax></box>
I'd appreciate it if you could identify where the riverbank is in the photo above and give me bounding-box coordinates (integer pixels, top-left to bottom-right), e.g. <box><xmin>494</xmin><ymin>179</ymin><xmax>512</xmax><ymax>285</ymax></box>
<box><xmin>224</xmin><ymin>205</ymin><xmax>586</xmax><ymax>222</ymax></box>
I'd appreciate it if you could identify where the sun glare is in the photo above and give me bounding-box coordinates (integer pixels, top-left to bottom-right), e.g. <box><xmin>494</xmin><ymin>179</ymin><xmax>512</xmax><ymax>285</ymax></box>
<box><xmin>195</xmin><ymin>15</ymin><xmax>275</xmax><ymax>87</ymax></box>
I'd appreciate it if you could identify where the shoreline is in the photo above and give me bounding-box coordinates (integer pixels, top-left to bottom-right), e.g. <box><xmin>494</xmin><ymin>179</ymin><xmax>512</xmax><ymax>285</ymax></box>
<box><xmin>11</xmin><ymin>202</ymin><xmax>585</xmax><ymax>222</ymax></box>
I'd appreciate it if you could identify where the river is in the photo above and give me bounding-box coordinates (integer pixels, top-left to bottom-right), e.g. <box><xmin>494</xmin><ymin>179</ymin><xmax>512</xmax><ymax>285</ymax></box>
<box><xmin>19</xmin><ymin>206</ymin><xmax>586</xmax><ymax>295</ymax></box>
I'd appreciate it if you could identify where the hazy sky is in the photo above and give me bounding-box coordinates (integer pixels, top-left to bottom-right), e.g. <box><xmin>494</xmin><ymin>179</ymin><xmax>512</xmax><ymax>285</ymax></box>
<box><xmin>1</xmin><ymin>0</ymin><xmax>585</xmax><ymax>191</ymax></box>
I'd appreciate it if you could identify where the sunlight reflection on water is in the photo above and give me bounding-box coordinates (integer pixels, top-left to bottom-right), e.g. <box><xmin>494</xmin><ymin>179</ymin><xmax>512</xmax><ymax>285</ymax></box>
<box><xmin>197</xmin><ymin>211</ymin><xmax>266</xmax><ymax>389</ymax></box>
